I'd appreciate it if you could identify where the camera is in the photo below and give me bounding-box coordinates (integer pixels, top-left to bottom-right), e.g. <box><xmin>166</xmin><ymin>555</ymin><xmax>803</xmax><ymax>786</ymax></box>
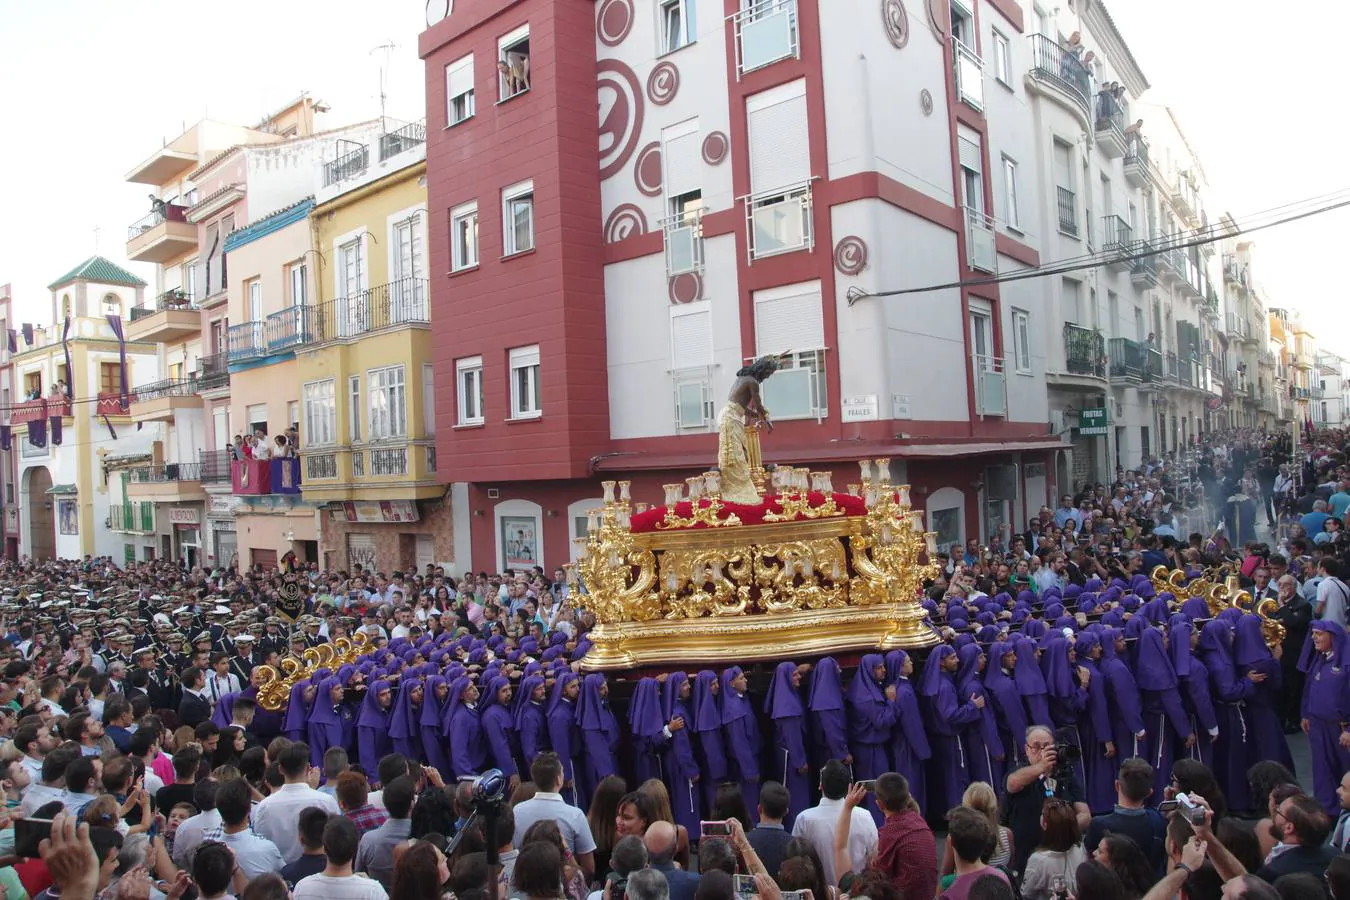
<box><xmin>472</xmin><ymin>768</ymin><xmax>507</xmax><ymax>810</ymax></box>
<box><xmin>1176</xmin><ymin>792</ymin><xmax>1207</xmax><ymax>826</ymax></box>
<box><xmin>1051</xmin><ymin>729</ymin><xmax>1080</xmax><ymax>780</ymax></box>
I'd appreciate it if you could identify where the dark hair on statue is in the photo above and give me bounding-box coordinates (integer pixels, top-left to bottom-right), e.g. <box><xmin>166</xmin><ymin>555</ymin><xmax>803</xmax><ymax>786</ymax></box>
<box><xmin>736</xmin><ymin>356</ymin><xmax>781</xmax><ymax>381</ymax></box>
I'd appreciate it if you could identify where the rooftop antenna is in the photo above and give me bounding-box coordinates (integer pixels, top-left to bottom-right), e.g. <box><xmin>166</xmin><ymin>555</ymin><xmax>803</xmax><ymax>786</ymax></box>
<box><xmin>370</xmin><ymin>41</ymin><xmax>398</xmax><ymax>131</ymax></box>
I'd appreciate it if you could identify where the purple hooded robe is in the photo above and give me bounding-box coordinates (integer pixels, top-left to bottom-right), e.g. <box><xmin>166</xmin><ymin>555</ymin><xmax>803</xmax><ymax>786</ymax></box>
<box><xmin>576</xmin><ymin>673</ymin><xmax>619</xmax><ymax>803</ymax></box>
<box><xmin>919</xmin><ymin>645</ymin><xmax>980</xmax><ymax>813</ymax></box>
<box><xmin>306</xmin><ymin>676</ymin><xmax>353</xmax><ymax>767</ymax></box>
<box><xmin>662</xmin><ymin>673</ymin><xmax>702</xmax><ymax>832</ymax></box>
<box><xmin>808</xmin><ymin>658</ymin><xmax>850</xmax><ymax>771</ymax></box>
<box><xmin>982</xmin><ymin>641</ymin><xmax>1028</xmax><ymax>768</ymax></box>
<box><xmin>515</xmin><ymin>675</ymin><xmax>550</xmax><ymax>769</ymax></box>
<box><xmin>884</xmin><ymin>650</ymin><xmax>931</xmax><ymax>814</ymax></box>
<box><xmin>1098</xmin><ymin>629</ymin><xmax>1146</xmax><ymax>760</ymax></box>
<box><xmin>764</xmin><ymin>661</ymin><xmax>810</xmax><ymax>827</ymax></box>
<box><xmin>388</xmin><ymin>678</ymin><xmax>425</xmax><ymax>765</ymax></box>
<box><xmin>447</xmin><ymin>675</ymin><xmax>486</xmax><ymax>778</ymax></box>
<box><xmin>692</xmin><ymin>670</ymin><xmax>728</xmax><ymax>812</ymax></box>
<box><xmin>481</xmin><ymin>675</ymin><xmax>521</xmax><ymax>778</ymax></box>
<box><xmin>720</xmin><ymin>667</ymin><xmax>763</xmax><ymax>821</ymax></box>
<box><xmin>1136</xmin><ymin>628</ymin><xmax>1193</xmax><ymax>801</ymax></box>
<box><xmin>629</xmin><ymin>678</ymin><xmax>667</xmax><ymax>787</ymax></box>
<box><xmin>420</xmin><ymin>674</ymin><xmax>453</xmax><ymax>779</ymax></box>
<box><xmin>955</xmin><ymin>644</ymin><xmax>1005</xmax><ymax>793</ymax></box>
<box><xmin>1071</xmin><ymin>633</ymin><xmax>1116</xmax><ymax>813</ymax></box>
<box><xmin>1167</xmin><ymin>616</ymin><xmax>1218</xmax><ymax>774</ymax></box>
<box><xmin>1196</xmin><ymin>619</ymin><xmax>1255</xmax><ymax>811</ymax></box>
<box><xmin>1012</xmin><ymin>637</ymin><xmax>1054</xmax><ymax>728</ymax></box>
<box><xmin>546</xmin><ymin>672</ymin><xmax>582</xmax><ymax>806</ymax></box>
<box><xmin>1234</xmin><ymin>614</ymin><xmax>1293</xmax><ymax>777</ymax></box>
<box><xmin>1299</xmin><ymin>620</ymin><xmax>1350</xmax><ymax>815</ymax></box>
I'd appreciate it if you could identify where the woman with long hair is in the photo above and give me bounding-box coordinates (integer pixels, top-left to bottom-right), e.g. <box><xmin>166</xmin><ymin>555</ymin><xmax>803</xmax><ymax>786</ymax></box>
<box><xmin>782</xmin><ymin>837</ymin><xmax>836</xmax><ymax>900</ymax></box>
<box><xmin>710</xmin><ymin>782</ymin><xmax>751</xmax><ymax>832</ymax></box>
<box><xmin>638</xmin><ymin>779</ymin><xmax>690</xmax><ymax>870</ymax></box>
<box><xmin>586</xmin><ymin>775</ymin><xmax>627</xmax><ymax>882</ymax></box>
<box><xmin>520</xmin><ymin>820</ymin><xmax>588</xmax><ymax>900</ymax></box>
<box><xmin>1021</xmin><ymin>799</ymin><xmax>1086</xmax><ymax>900</ymax></box>
<box><xmin>1091</xmin><ymin>833</ymin><xmax>1155</xmax><ymax>900</ymax></box>
<box><xmin>212</xmin><ymin>726</ymin><xmax>246</xmax><ymax>770</ymax></box>
<box><xmin>390</xmin><ymin>840</ymin><xmax>450</xmax><ymax>900</ymax></box>
<box><xmin>939</xmin><ymin>782</ymin><xmax>1013</xmax><ymax>888</ymax></box>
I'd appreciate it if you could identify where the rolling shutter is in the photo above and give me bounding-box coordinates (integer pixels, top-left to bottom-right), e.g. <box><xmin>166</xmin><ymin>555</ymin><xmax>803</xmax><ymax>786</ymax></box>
<box><xmin>754</xmin><ymin>289</ymin><xmax>824</xmax><ymax>353</ymax></box>
<box><xmin>748</xmin><ymin>83</ymin><xmax>809</xmax><ymax>194</ymax></box>
<box><xmin>671</xmin><ymin>308</ymin><xmax>712</xmax><ymax>369</ymax></box>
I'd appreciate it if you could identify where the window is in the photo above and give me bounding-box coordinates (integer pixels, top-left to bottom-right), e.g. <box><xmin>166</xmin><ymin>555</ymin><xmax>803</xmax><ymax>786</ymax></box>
<box><xmin>666</xmin><ymin>191</ymin><xmax>704</xmax><ymax>274</ymax></box>
<box><xmin>303</xmin><ymin>379</ymin><xmax>337</xmax><ymax>447</ymax></box>
<box><xmin>422</xmin><ymin>364</ymin><xmax>436</xmax><ymax>438</ymax></box>
<box><xmin>450</xmin><ymin>202</ymin><xmax>479</xmax><ymax>270</ymax></box>
<box><xmin>456</xmin><ymin>356</ymin><xmax>484</xmax><ymax>426</ymax></box>
<box><xmin>445</xmin><ymin>54</ymin><xmax>475</xmax><ymax>125</ymax></box>
<box><xmin>1002</xmin><ymin>156</ymin><xmax>1020</xmax><ymax>231</ymax></box>
<box><xmin>348</xmin><ymin>376</ymin><xmax>362</xmax><ymax>442</ymax></box>
<box><xmin>338</xmin><ymin>239</ymin><xmax>365</xmax><ymax>298</ymax></box>
<box><xmin>754</xmin><ymin>285</ymin><xmax>826</xmax><ymax>420</ymax></box>
<box><xmin>502</xmin><ymin>181</ymin><xmax>534</xmax><ymax>256</ymax></box>
<box><xmin>660</xmin><ymin>0</ymin><xmax>696</xmax><ymax>53</ymax></box>
<box><xmin>761</xmin><ymin>350</ymin><xmax>828</xmax><ymax>421</ymax></box>
<box><xmin>672</xmin><ymin>305</ymin><xmax>713</xmax><ymax>429</ymax></box>
<box><xmin>498</xmin><ymin>25</ymin><xmax>530</xmax><ymax>100</ymax></box>
<box><xmin>100</xmin><ymin>362</ymin><xmax>121</xmax><ymax>395</ymax></box>
<box><xmin>246</xmin><ymin>403</ymin><xmax>268</xmax><ymax>436</ymax></box>
<box><xmin>368</xmin><ymin>365</ymin><xmax>407</xmax><ymax>440</ymax></box>
<box><xmin>509</xmin><ymin>345</ymin><xmax>541</xmax><ymax>419</ymax></box>
<box><xmin>1012</xmin><ymin>309</ymin><xmax>1032</xmax><ymax>373</ymax></box>
<box><xmin>247</xmin><ymin>279</ymin><xmax>262</xmax><ymax>321</ymax></box>
<box><xmin>992</xmin><ymin>30</ymin><xmax>1012</xmax><ymax>85</ymax></box>
<box><xmin>288</xmin><ymin>263</ymin><xmax>307</xmax><ymax>307</ymax></box>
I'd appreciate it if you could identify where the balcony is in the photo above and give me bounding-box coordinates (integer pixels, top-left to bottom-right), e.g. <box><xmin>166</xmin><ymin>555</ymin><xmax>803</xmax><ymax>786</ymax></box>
<box><xmin>323</xmin><ymin>143</ymin><xmax>370</xmax><ymax>188</ymax></box>
<box><xmin>308</xmin><ymin>278</ymin><xmax>430</xmax><ymax>344</ymax></box>
<box><xmin>227</xmin><ymin>322</ymin><xmax>264</xmax><ymax>364</ymax></box>
<box><xmin>1226</xmin><ymin>312</ymin><xmax>1249</xmax><ymax>341</ymax></box>
<box><xmin>264</xmin><ymin>304</ymin><xmax>312</xmax><ymax>354</ymax></box>
<box><xmin>1101</xmin><ymin>215</ymin><xmax>1133</xmax><ymax>272</ymax></box>
<box><xmin>130</xmin><ymin>378</ymin><xmax>203</xmax><ymax>423</ymax></box>
<box><xmin>1157</xmin><ymin>243</ymin><xmax>1182</xmax><ymax>285</ymax></box>
<box><xmin>96</xmin><ymin>392</ymin><xmax>130</xmax><ymax>417</ymax></box>
<box><xmin>1093</xmin><ymin>91</ymin><xmax>1128</xmax><ymax>158</ymax></box>
<box><xmin>1055</xmin><ymin>186</ymin><xmax>1078</xmax><ymax>237</ymax></box>
<box><xmin>1028</xmin><ymin>34</ymin><xmax>1091</xmax><ymax>117</ymax></box>
<box><xmin>972</xmin><ymin>356</ymin><xmax>1007</xmax><ymax>417</ymax></box>
<box><xmin>10</xmin><ymin>397</ymin><xmax>71</xmax><ymax>425</ymax></box>
<box><xmin>1171</xmin><ymin>174</ymin><xmax>1199</xmax><ymax>222</ymax></box>
<box><xmin>126</xmin><ymin>204</ymin><xmax>196</xmax><ymax>264</ymax></box>
<box><xmin>1144</xmin><ymin>347</ymin><xmax>1164</xmax><ymax>385</ymax></box>
<box><xmin>1130</xmin><ymin>240</ymin><xmax>1159</xmax><ymax>287</ymax></box>
<box><xmin>231</xmin><ymin>457</ymin><xmax>302</xmax><ymax>496</ymax></box>
<box><xmin>378</xmin><ymin>121</ymin><xmax>426</xmax><ymax>162</ymax></box>
<box><xmin>953</xmin><ymin>38</ymin><xmax>984</xmax><ymax>111</ymax></box>
<box><xmin>126</xmin><ymin>289</ymin><xmax>200</xmax><ymax>343</ymax></box>
<box><xmin>301</xmin><ymin>443</ymin><xmax>440</xmax><ymax>502</ymax></box>
<box><xmin>1108</xmin><ymin>337</ymin><xmax>1145</xmax><ymax>382</ymax></box>
<box><xmin>731</xmin><ymin>0</ymin><xmax>800</xmax><ymax>78</ymax></box>
<box><xmin>1222</xmin><ymin>254</ymin><xmax>1250</xmax><ymax>290</ymax></box>
<box><xmin>109</xmin><ymin>502</ymin><xmax>154</xmax><ymax>534</ymax></box>
<box><xmin>197</xmin><ymin>353</ymin><xmax>229</xmax><ymax>393</ymax></box>
<box><xmin>745</xmin><ymin>182</ymin><xmax>813</xmax><ymax>261</ymax></box>
<box><xmin>1063</xmin><ymin>324</ymin><xmax>1106</xmax><ymax>379</ymax></box>
<box><xmin>125</xmin><ymin>461</ymin><xmax>207</xmax><ymax>502</ymax></box>
<box><xmin>1123</xmin><ymin>136</ymin><xmax>1149</xmax><ymax>188</ymax></box>
<box><xmin>664</xmin><ymin>209</ymin><xmax>704</xmax><ymax>276</ymax></box>
<box><xmin>200</xmin><ymin>449</ymin><xmax>232</xmax><ymax>485</ymax></box>
<box><xmin>965</xmin><ymin>208</ymin><xmax>997</xmax><ymax>273</ymax></box>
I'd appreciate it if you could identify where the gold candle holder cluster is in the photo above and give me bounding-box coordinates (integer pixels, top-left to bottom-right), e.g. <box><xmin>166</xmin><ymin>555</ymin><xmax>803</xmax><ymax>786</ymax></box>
<box><xmin>657</xmin><ymin>471</ymin><xmax>742</xmax><ymax>529</ymax></box>
<box><xmin>764</xmin><ymin>466</ymin><xmax>841</xmax><ymax>521</ymax></box>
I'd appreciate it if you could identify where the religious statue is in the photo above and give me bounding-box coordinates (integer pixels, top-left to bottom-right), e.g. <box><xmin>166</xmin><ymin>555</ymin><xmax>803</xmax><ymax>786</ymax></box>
<box><xmin>717</xmin><ymin>355</ymin><xmax>784</xmax><ymax>504</ymax></box>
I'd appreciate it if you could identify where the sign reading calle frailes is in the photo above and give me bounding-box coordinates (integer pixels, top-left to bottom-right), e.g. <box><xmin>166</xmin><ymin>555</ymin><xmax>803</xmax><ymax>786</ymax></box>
<box><xmin>341</xmin><ymin>500</ymin><xmax>420</xmax><ymax>523</ymax></box>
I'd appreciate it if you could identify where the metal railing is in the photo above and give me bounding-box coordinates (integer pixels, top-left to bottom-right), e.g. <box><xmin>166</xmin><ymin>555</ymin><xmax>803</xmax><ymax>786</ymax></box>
<box><xmin>197</xmin><ymin>353</ymin><xmax>229</xmax><ymax>391</ymax></box>
<box><xmin>370</xmin><ymin>446</ymin><xmax>409</xmax><ymax>476</ymax></box>
<box><xmin>1124</xmin><ymin>136</ymin><xmax>1150</xmax><ymax>170</ymax></box>
<box><xmin>1108</xmin><ymin>337</ymin><xmax>1145</xmax><ymax>380</ymax></box>
<box><xmin>264</xmin><ymin>305</ymin><xmax>311</xmax><ymax>353</ymax></box>
<box><xmin>425</xmin><ymin>445</ymin><xmax>437</xmax><ymax>473</ymax></box>
<box><xmin>309</xmin><ymin>278</ymin><xmax>429</xmax><ymax>342</ymax></box>
<box><xmin>351</xmin><ymin>449</ymin><xmax>365</xmax><ymax>478</ymax></box>
<box><xmin>730</xmin><ymin>0</ymin><xmax>800</xmax><ymax>77</ymax></box>
<box><xmin>1131</xmin><ymin>240</ymin><xmax>1157</xmax><ymax>281</ymax></box>
<box><xmin>227</xmin><ymin>322</ymin><xmax>265</xmax><ymax>363</ymax></box>
<box><xmin>323</xmin><ymin>144</ymin><xmax>369</xmax><ymax>187</ymax></box>
<box><xmin>953</xmin><ymin>38</ymin><xmax>984</xmax><ymax>110</ymax></box>
<box><xmin>663</xmin><ymin>209</ymin><xmax>704</xmax><ymax>276</ymax></box>
<box><xmin>129</xmin><ymin>462</ymin><xmax>203</xmax><ymax>483</ymax></box>
<box><xmin>1094</xmin><ymin>91</ymin><xmax>1127</xmax><ymax>139</ymax></box>
<box><xmin>132</xmin><ymin>378</ymin><xmax>198</xmax><ymax>403</ymax></box>
<box><xmin>110</xmin><ymin>502</ymin><xmax>154</xmax><ymax>533</ymax></box>
<box><xmin>965</xmin><ymin>208</ymin><xmax>996</xmax><ymax>273</ymax></box>
<box><xmin>1063</xmin><ymin>323</ymin><xmax>1105</xmax><ymax>377</ymax></box>
<box><xmin>126</xmin><ymin>204</ymin><xmax>189</xmax><ymax>241</ymax></box>
<box><xmin>130</xmin><ymin>288</ymin><xmax>196</xmax><ymax>321</ymax></box>
<box><xmin>1101</xmin><ymin>215</ymin><xmax>1132</xmax><ymax>252</ymax></box>
<box><xmin>1226</xmin><ymin>312</ymin><xmax>1249</xmax><ymax>339</ymax></box>
<box><xmin>200</xmin><ymin>449</ymin><xmax>231</xmax><ymax>484</ymax></box>
<box><xmin>972</xmin><ymin>355</ymin><xmax>1007</xmax><ymax>417</ymax></box>
<box><xmin>1056</xmin><ymin>186</ymin><xmax>1077</xmax><ymax>236</ymax></box>
<box><xmin>305</xmin><ymin>452</ymin><xmax>338</xmax><ymax>481</ymax></box>
<box><xmin>1028</xmin><ymin>34</ymin><xmax>1090</xmax><ymax>113</ymax></box>
<box><xmin>745</xmin><ymin>182</ymin><xmax>814</xmax><ymax>261</ymax></box>
<box><xmin>378</xmin><ymin>121</ymin><xmax>426</xmax><ymax>162</ymax></box>
<box><xmin>1145</xmin><ymin>347</ymin><xmax>1164</xmax><ymax>382</ymax></box>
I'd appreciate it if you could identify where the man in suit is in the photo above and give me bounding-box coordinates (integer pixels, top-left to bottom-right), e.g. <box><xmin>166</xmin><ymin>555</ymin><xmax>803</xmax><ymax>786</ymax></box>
<box><xmin>1255</xmin><ymin>793</ymin><xmax>1336</xmax><ymax>882</ymax></box>
<box><xmin>177</xmin><ymin>666</ymin><xmax>212</xmax><ymax>728</ymax></box>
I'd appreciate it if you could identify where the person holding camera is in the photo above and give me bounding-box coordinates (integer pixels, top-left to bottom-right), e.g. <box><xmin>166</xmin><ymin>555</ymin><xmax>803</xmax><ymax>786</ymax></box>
<box><xmin>1004</xmin><ymin>726</ymin><xmax>1090</xmax><ymax>875</ymax></box>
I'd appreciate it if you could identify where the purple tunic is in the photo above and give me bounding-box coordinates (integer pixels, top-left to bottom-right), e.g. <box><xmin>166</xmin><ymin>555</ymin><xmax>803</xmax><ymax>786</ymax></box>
<box><xmin>577</xmin><ymin>673</ymin><xmax>619</xmax><ymax>801</ymax></box>
<box><xmin>419</xmin><ymin>675</ymin><xmax>453</xmax><ymax>779</ymax></box>
<box><xmin>306</xmin><ymin>677</ymin><xmax>354</xmax><ymax>768</ymax></box>
<box><xmin>956</xmin><ymin>644</ymin><xmax>1005</xmax><ymax>795</ymax></box>
<box><xmin>982</xmin><ymin>642</ymin><xmax>1029</xmax><ymax>767</ymax></box>
<box><xmin>1013</xmin><ymin>638</ymin><xmax>1054</xmax><ymax>728</ymax></box>
<box><xmin>1072</xmin><ymin>634</ymin><xmax>1116</xmax><ymax>814</ymax></box>
<box><xmin>1168</xmin><ymin>616</ymin><xmax>1218</xmax><ymax>773</ymax></box>
<box><xmin>1099</xmin><ymin>631</ymin><xmax>1146</xmax><ymax>759</ymax></box>
<box><xmin>808</xmin><ymin>658</ymin><xmax>850</xmax><ymax>772</ymax></box>
<box><xmin>1234</xmin><ymin>614</ymin><xmax>1294</xmax><ymax>776</ymax></box>
<box><xmin>764</xmin><ymin>661</ymin><xmax>811</xmax><ymax>826</ymax></box>
<box><xmin>515</xmin><ymin>675</ymin><xmax>550</xmax><ymax>769</ymax></box>
<box><xmin>1136</xmin><ymin>628</ymin><xmax>1192</xmax><ymax>800</ymax></box>
<box><xmin>1196</xmin><ymin>620</ymin><xmax>1255</xmax><ymax>811</ymax></box>
<box><xmin>721</xmin><ymin>667</ymin><xmax>763</xmax><ymax>822</ymax></box>
<box><xmin>356</xmin><ymin>679</ymin><xmax>394</xmax><ymax>775</ymax></box>
<box><xmin>629</xmin><ymin>678</ymin><xmax>667</xmax><ymax>787</ymax></box>
<box><xmin>662</xmin><ymin>673</ymin><xmax>702</xmax><ymax>832</ymax></box>
<box><xmin>919</xmin><ymin>646</ymin><xmax>981</xmax><ymax>813</ymax></box>
<box><xmin>1299</xmin><ymin>620</ymin><xmax>1350</xmax><ymax>815</ymax></box>
<box><xmin>692</xmin><ymin>670</ymin><xmax>728</xmax><ymax>811</ymax></box>
<box><xmin>446</xmin><ymin>676</ymin><xmax>486</xmax><ymax>778</ymax></box>
<box><xmin>546</xmin><ymin>673</ymin><xmax>583</xmax><ymax>806</ymax></box>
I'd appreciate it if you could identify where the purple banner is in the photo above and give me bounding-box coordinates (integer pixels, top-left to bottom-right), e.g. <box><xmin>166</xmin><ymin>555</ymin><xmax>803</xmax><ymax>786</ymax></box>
<box><xmin>61</xmin><ymin>317</ymin><xmax>73</xmax><ymax>400</ymax></box>
<box><xmin>20</xmin><ymin>324</ymin><xmax>32</xmax><ymax>346</ymax></box>
<box><xmin>101</xmin><ymin>414</ymin><xmax>117</xmax><ymax>441</ymax></box>
<box><xmin>0</xmin><ymin>425</ymin><xmax>11</xmax><ymax>452</ymax></box>
<box><xmin>49</xmin><ymin>415</ymin><xmax>62</xmax><ymax>446</ymax></box>
<box><xmin>5</xmin><ymin>330</ymin><xmax>14</xmax><ymax>353</ymax></box>
<box><xmin>26</xmin><ymin>420</ymin><xmax>45</xmax><ymax>448</ymax></box>
<box><xmin>106</xmin><ymin>314</ymin><xmax>127</xmax><ymax>408</ymax></box>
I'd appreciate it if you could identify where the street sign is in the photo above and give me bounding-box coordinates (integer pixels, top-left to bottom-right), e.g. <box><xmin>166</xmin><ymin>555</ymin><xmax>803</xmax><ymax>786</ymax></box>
<box><xmin>1077</xmin><ymin>407</ymin><xmax>1109</xmax><ymax>436</ymax></box>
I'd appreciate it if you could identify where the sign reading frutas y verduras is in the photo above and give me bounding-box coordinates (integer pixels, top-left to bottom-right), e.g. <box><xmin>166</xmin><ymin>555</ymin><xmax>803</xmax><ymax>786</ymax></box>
<box><xmin>1077</xmin><ymin>407</ymin><xmax>1109</xmax><ymax>436</ymax></box>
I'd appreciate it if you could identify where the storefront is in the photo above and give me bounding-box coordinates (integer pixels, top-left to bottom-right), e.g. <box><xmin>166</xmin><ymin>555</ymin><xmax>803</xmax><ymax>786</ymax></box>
<box><xmin>166</xmin><ymin>507</ymin><xmax>202</xmax><ymax>569</ymax></box>
<box><xmin>205</xmin><ymin>495</ymin><xmax>237</xmax><ymax>570</ymax></box>
<box><xmin>320</xmin><ymin>498</ymin><xmax>453</xmax><ymax>574</ymax></box>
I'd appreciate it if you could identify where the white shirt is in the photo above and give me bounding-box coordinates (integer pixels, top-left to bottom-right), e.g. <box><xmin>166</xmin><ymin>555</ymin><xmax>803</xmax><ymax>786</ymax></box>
<box><xmin>222</xmin><ymin>828</ymin><xmax>286</xmax><ymax>879</ymax></box>
<box><xmin>293</xmin><ymin>873</ymin><xmax>388</xmax><ymax>900</ymax></box>
<box><xmin>511</xmin><ymin>792</ymin><xmax>596</xmax><ymax>855</ymax></box>
<box><xmin>253</xmin><ymin>782</ymin><xmax>341</xmax><ymax>862</ymax></box>
<box><xmin>791</xmin><ymin>797</ymin><xmax>878</xmax><ymax>885</ymax></box>
<box><xmin>206</xmin><ymin>673</ymin><xmax>242</xmax><ymax>706</ymax></box>
<box><xmin>172</xmin><ymin>809</ymin><xmax>223</xmax><ymax>870</ymax></box>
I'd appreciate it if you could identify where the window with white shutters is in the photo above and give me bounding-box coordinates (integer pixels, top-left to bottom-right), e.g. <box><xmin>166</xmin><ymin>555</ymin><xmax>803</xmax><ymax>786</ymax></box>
<box><xmin>663</xmin><ymin>122</ymin><xmax>701</xmax><ymax>200</ymax></box>
<box><xmin>445</xmin><ymin>54</ymin><xmax>475</xmax><ymax>125</ymax></box>
<box><xmin>754</xmin><ymin>287</ymin><xmax>824</xmax><ymax>355</ymax></box>
<box><xmin>670</xmin><ymin>306</ymin><xmax>712</xmax><ymax>370</ymax></box>
<box><xmin>509</xmin><ymin>345</ymin><xmax>541</xmax><ymax>418</ymax></box>
<box><xmin>303</xmin><ymin>379</ymin><xmax>337</xmax><ymax>447</ymax></box>
<box><xmin>747</xmin><ymin>82</ymin><xmax>809</xmax><ymax>195</ymax></box>
<box><xmin>671</xmin><ymin>306</ymin><xmax>713</xmax><ymax>429</ymax></box>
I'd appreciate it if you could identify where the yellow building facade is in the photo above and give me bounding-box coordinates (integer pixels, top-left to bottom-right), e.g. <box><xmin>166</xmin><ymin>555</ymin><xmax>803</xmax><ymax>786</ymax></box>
<box><xmin>297</xmin><ymin>132</ymin><xmax>451</xmax><ymax>573</ymax></box>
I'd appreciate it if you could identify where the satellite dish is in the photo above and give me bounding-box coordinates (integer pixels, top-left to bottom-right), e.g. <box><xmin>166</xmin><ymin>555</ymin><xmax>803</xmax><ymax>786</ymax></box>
<box><xmin>426</xmin><ymin>0</ymin><xmax>451</xmax><ymax>27</ymax></box>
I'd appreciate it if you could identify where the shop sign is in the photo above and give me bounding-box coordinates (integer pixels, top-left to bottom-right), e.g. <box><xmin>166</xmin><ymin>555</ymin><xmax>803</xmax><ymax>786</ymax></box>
<box><xmin>169</xmin><ymin>508</ymin><xmax>200</xmax><ymax>525</ymax></box>
<box><xmin>1077</xmin><ymin>407</ymin><xmax>1109</xmax><ymax>436</ymax></box>
<box><xmin>342</xmin><ymin>500</ymin><xmax>420</xmax><ymax>523</ymax></box>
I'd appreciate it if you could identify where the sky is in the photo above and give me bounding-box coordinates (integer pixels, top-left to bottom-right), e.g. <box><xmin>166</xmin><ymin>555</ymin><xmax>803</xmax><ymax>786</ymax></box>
<box><xmin>0</xmin><ymin>1</ymin><xmax>1342</xmax><ymax>354</ymax></box>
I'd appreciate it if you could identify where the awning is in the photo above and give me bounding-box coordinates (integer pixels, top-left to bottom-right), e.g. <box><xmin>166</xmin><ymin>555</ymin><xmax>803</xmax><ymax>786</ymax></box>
<box><xmin>45</xmin><ymin>484</ymin><xmax>77</xmax><ymax>495</ymax></box>
<box><xmin>592</xmin><ymin>438</ymin><xmax>1070</xmax><ymax>472</ymax></box>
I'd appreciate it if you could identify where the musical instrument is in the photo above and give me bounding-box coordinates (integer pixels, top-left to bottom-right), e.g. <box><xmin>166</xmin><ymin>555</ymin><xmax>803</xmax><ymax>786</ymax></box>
<box><xmin>256</xmin><ymin>631</ymin><xmax>371</xmax><ymax>712</ymax></box>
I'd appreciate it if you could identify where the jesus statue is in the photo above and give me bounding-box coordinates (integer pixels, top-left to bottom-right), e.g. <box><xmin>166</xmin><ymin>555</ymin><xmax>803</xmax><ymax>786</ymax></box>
<box><xmin>717</xmin><ymin>355</ymin><xmax>783</xmax><ymax>504</ymax></box>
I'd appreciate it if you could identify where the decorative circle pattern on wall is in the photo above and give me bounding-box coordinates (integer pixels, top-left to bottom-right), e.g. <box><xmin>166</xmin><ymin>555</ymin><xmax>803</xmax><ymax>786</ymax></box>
<box><xmin>927</xmin><ymin>0</ymin><xmax>948</xmax><ymax>43</ymax></box>
<box><xmin>596</xmin><ymin>0</ymin><xmax>634</xmax><ymax>46</ymax></box>
<box><xmin>646</xmin><ymin>62</ymin><xmax>680</xmax><ymax>105</ymax></box>
<box><xmin>882</xmin><ymin>0</ymin><xmax>909</xmax><ymax>48</ymax></box>
<box><xmin>597</xmin><ymin>60</ymin><xmax>644</xmax><ymax>181</ymax></box>
<box><xmin>920</xmin><ymin>88</ymin><xmax>934</xmax><ymax>116</ymax></box>
<box><xmin>604</xmin><ymin>204</ymin><xmax>649</xmax><ymax>243</ymax></box>
<box><xmin>701</xmin><ymin>131</ymin><xmax>729</xmax><ymax>166</ymax></box>
<box><xmin>634</xmin><ymin>142</ymin><xmax>663</xmax><ymax>196</ymax></box>
<box><xmin>668</xmin><ymin>272</ymin><xmax>704</xmax><ymax>305</ymax></box>
<box><xmin>833</xmin><ymin>236</ymin><xmax>869</xmax><ymax>275</ymax></box>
